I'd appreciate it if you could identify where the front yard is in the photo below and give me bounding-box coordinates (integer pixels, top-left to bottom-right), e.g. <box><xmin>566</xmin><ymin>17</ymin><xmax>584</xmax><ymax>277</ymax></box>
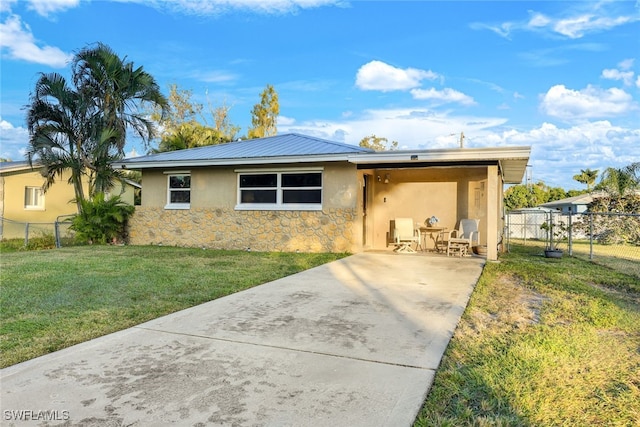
<box><xmin>1</xmin><ymin>244</ymin><xmax>638</xmax><ymax>425</ymax></box>
<box><xmin>0</xmin><ymin>246</ymin><xmax>345</xmax><ymax>368</ymax></box>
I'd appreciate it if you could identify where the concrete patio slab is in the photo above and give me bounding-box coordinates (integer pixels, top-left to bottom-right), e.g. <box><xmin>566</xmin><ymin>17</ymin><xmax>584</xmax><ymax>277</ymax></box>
<box><xmin>1</xmin><ymin>252</ymin><xmax>484</xmax><ymax>426</ymax></box>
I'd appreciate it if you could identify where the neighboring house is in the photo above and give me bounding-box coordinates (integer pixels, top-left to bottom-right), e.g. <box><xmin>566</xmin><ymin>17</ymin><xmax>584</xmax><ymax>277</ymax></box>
<box><xmin>540</xmin><ymin>192</ymin><xmax>601</xmax><ymax>214</ymax></box>
<box><xmin>0</xmin><ymin>161</ymin><xmax>139</xmax><ymax>239</ymax></box>
<box><xmin>114</xmin><ymin>133</ymin><xmax>530</xmax><ymax>261</ymax></box>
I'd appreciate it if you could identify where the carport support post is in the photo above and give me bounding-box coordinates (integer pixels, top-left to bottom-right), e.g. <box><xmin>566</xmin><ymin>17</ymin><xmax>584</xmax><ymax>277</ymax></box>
<box><xmin>487</xmin><ymin>165</ymin><xmax>499</xmax><ymax>261</ymax></box>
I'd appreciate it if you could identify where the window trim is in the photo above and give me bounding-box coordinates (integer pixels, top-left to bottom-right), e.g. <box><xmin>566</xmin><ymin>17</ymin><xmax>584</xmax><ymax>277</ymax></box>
<box><xmin>235</xmin><ymin>168</ymin><xmax>324</xmax><ymax>211</ymax></box>
<box><xmin>164</xmin><ymin>171</ymin><xmax>191</xmax><ymax>210</ymax></box>
<box><xmin>24</xmin><ymin>186</ymin><xmax>45</xmax><ymax>210</ymax></box>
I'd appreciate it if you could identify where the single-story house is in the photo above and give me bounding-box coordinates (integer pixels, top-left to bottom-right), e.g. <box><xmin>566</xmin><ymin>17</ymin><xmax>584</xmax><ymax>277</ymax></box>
<box><xmin>540</xmin><ymin>192</ymin><xmax>601</xmax><ymax>214</ymax></box>
<box><xmin>0</xmin><ymin>161</ymin><xmax>140</xmax><ymax>239</ymax></box>
<box><xmin>114</xmin><ymin>133</ymin><xmax>530</xmax><ymax>261</ymax></box>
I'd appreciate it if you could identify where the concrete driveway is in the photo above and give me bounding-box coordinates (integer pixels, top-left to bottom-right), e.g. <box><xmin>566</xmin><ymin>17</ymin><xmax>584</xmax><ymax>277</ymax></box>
<box><xmin>1</xmin><ymin>252</ymin><xmax>484</xmax><ymax>426</ymax></box>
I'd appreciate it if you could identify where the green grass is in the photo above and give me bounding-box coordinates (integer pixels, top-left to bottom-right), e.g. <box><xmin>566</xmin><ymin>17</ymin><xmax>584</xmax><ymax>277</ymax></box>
<box><xmin>0</xmin><ymin>245</ymin><xmax>347</xmax><ymax>368</ymax></box>
<box><xmin>508</xmin><ymin>238</ymin><xmax>640</xmax><ymax>279</ymax></box>
<box><xmin>415</xmin><ymin>244</ymin><xmax>640</xmax><ymax>426</ymax></box>
<box><xmin>3</xmin><ymin>244</ymin><xmax>639</xmax><ymax>425</ymax></box>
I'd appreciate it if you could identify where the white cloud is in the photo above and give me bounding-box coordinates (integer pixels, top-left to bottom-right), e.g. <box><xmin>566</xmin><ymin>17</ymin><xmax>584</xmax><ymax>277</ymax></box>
<box><xmin>601</xmin><ymin>68</ymin><xmax>635</xmax><ymax>86</ymax></box>
<box><xmin>279</xmin><ymin>106</ymin><xmax>639</xmax><ymax>188</ymax></box>
<box><xmin>553</xmin><ymin>14</ymin><xmax>634</xmax><ymax>39</ymax></box>
<box><xmin>0</xmin><ymin>118</ymin><xmax>29</xmax><ymax>161</ymax></box>
<box><xmin>278</xmin><ymin>107</ymin><xmax>507</xmax><ymax>149</ymax></box>
<box><xmin>355</xmin><ymin>61</ymin><xmax>440</xmax><ymax>92</ymax></box>
<box><xmin>1</xmin><ymin>0</ymin><xmax>17</xmax><ymax>13</ymax></box>
<box><xmin>477</xmin><ymin>121</ymin><xmax>640</xmax><ymax>187</ymax></box>
<box><xmin>410</xmin><ymin>87</ymin><xmax>476</xmax><ymax>106</ymax></box>
<box><xmin>618</xmin><ymin>58</ymin><xmax>635</xmax><ymax>70</ymax></box>
<box><xmin>26</xmin><ymin>0</ymin><xmax>80</xmax><ymax>17</ymax></box>
<box><xmin>190</xmin><ymin>70</ymin><xmax>238</xmax><ymax>84</ymax></box>
<box><xmin>527</xmin><ymin>12</ymin><xmax>550</xmax><ymax>28</ymax></box>
<box><xmin>277</xmin><ymin>115</ymin><xmax>295</xmax><ymax>126</ymax></box>
<box><xmin>474</xmin><ymin>3</ymin><xmax>640</xmax><ymax>40</ymax></box>
<box><xmin>0</xmin><ymin>14</ymin><xmax>72</xmax><ymax>67</ymax></box>
<box><xmin>128</xmin><ymin>0</ymin><xmax>346</xmax><ymax>16</ymax></box>
<box><xmin>636</xmin><ymin>75</ymin><xmax>640</xmax><ymax>89</ymax></box>
<box><xmin>540</xmin><ymin>84</ymin><xmax>636</xmax><ymax>121</ymax></box>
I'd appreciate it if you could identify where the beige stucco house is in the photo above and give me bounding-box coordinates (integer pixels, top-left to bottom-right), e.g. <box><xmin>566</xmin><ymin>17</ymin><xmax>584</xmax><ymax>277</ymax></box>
<box><xmin>0</xmin><ymin>161</ymin><xmax>139</xmax><ymax>239</ymax></box>
<box><xmin>114</xmin><ymin>134</ymin><xmax>530</xmax><ymax>261</ymax></box>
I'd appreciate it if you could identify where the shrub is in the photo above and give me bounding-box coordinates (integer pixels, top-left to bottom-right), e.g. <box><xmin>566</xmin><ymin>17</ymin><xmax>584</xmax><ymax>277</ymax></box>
<box><xmin>71</xmin><ymin>193</ymin><xmax>135</xmax><ymax>244</ymax></box>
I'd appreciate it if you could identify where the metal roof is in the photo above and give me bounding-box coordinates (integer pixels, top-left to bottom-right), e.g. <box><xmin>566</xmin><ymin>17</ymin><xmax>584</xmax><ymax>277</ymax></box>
<box><xmin>0</xmin><ymin>161</ymin><xmax>35</xmax><ymax>174</ymax></box>
<box><xmin>113</xmin><ymin>133</ymin><xmax>531</xmax><ymax>184</ymax></box>
<box><xmin>115</xmin><ymin>133</ymin><xmax>373</xmax><ymax>166</ymax></box>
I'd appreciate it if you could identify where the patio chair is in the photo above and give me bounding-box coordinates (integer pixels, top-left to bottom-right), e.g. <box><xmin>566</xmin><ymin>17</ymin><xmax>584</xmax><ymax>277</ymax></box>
<box><xmin>393</xmin><ymin>218</ymin><xmax>419</xmax><ymax>253</ymax></box>
<box><xmin>447</xmin><ymin>218</ymin><xmax>480</xmax><ymax>256</ymax></box>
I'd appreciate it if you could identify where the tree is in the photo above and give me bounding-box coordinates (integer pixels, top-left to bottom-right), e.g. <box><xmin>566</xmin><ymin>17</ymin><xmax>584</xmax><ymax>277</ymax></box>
<box><xmin>26</xmin><ymin>72</ymin><xmax>93</xmax><ymax>211</ymax></box>
<box><xmin>573</xmin><ymin>168</ymin><xmax>599</xmax><ymax>191</ymax></box>
<box><xmin>595</xmin><ymin>162</ymin><xmax>640</xmax><ymax>199</ymax></box>
<box><xmin>503</xmin><ymin>182</ymin><xmax>564</xmax><ymax>211</ymax></box>
<box><xmin>207</xmin><ymin>96</ymin><xmax>240</xmax><ymax>141</ymax></box>
<box><xmin>151</xmin><ymin>84</ymin><xmax>240</xmax><ymax>152</ymax></box>
<box><xmin>359</xmin><ymin>134</ymin><xmax>398</xmax><ymax>151</ymax></box>
<box><xmin>26</xmin><ymin>42</ymin><xmax>168</xmax><ymax>212</ymax></box>
<box><xmin>247</xmin><ymin>84</ymin><xmax>279</xmax><ymax>139</ymax></box>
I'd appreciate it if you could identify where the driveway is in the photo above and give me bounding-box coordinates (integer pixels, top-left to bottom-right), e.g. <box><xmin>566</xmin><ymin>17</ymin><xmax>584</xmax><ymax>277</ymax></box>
<box><xmin>1</xmin><ymin>252</ymin><xmax>484</xmax><ymax>426</ymax></box>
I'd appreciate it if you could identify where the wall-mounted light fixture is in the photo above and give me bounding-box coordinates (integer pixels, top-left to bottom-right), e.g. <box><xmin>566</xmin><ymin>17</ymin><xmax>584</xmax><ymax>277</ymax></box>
<box><xmin>377</xmin><ymin>175</ymin><xmax>381</xmax><ymax>182</ymax></box>
<box><xmin>384</xmin><ymin>173</ymin><xmax>390</xmax><ymax>184</ymax></box>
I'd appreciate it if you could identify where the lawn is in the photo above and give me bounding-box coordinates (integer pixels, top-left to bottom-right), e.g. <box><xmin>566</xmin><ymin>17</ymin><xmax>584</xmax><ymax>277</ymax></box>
<box><xmin>415</xmin><ymin>244</ymin><xmax>640</xmax><ymax>426</ymax></box>
<box><xmin>2</xmin><ymin>244</ymin><xmax>639</xmax><ymax>425</ymax></box>
<box><xmin>0</xmin><ymin>245</ymin><xmax>346</xmax><ymax>368</ymax></box>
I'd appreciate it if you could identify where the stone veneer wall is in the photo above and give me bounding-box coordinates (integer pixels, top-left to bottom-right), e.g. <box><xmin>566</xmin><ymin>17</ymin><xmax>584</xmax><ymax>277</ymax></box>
<box><xmin>127</xmin><ymin>207</ymin><xmax>357</xmax><ymax>253</ymax></box>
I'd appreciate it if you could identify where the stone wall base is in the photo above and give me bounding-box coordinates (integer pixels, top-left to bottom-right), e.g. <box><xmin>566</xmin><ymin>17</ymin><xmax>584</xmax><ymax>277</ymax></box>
<box><xmin>127</xmin><ymin>207</ymin><xmax>357</xmax><ymax>253</ymax></box>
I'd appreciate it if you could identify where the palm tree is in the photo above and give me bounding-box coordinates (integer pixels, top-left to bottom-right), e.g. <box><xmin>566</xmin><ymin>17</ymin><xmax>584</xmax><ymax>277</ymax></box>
<box><xmin>26</xmin><ymin>72</ymin><xmax>92</xmax><ymax>212</ymax></box>
<box><xmin>72</xmin><ymin>43</ymin><xmax>167</xmax><ymax>155</ymax></box>
<box><xmin>26</xmin><ymin>43</ymin><xmax>168</xmax><ymax>212</ymax></box>
<box><xmin>572</xmin><ymin>168</ymin><xmax>599</xmax><ymax>191</ymax></box>
<box><xmin>598</xmin><ymin>163</ymin><xmax>640</xmax><ymax>199</ymax></box>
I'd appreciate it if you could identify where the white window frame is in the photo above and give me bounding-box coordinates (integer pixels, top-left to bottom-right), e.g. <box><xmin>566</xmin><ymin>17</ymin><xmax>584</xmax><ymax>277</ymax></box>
<box><xmin>24</xmin><ymin>186</ymin><xmax>45</xmax><ymax>210</ymax></box>
<box><xmin>164</xmin><ymin>171</ymin><xmax>191</xmax><ymax>210</ymax></box>
<box><xmin>235</xmin><ymin>168</ymin><xmax>323</xmax><ymax>211</ymax></box>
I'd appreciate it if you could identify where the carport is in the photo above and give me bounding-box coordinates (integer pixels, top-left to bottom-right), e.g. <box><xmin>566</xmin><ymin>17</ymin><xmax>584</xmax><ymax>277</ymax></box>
<box><xmin>349</xmin><ymin>146</ymin><xmax>531</xmax><ymax>260</ymax></box>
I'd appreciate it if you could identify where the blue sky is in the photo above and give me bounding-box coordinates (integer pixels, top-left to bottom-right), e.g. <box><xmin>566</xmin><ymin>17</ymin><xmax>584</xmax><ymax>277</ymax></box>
<box><xmin>1</xmin><ymin>0</ymin><xmax>639</xmax><ymax>189</ymax></box>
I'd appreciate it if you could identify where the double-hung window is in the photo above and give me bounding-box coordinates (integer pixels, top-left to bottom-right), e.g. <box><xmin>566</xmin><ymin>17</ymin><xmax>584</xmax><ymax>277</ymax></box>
<box><xmin>165</xmin><ymin>172</ymin><xmax>191</xmax><ymax>209</ymax></box>
<box><xmin>237</xmin><ymin>169</ymin><xmax>323</xmax><ymax>210</ymax></box>
<box><xmin>24</xmin><ymin>186</ymin><xmax>44</xmax><ymax>210</ymax></box>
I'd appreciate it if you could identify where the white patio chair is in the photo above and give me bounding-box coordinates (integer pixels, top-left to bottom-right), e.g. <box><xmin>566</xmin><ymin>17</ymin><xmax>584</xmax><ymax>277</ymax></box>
<box><xmin>393</xmin><ymin>218</ymin><xmax>419</xmax><ymax>253</ymax></box>
<box><xmin>447</xmin><ymin>218</ymin><xmax>480</xmax><ymax>256</ymax></box>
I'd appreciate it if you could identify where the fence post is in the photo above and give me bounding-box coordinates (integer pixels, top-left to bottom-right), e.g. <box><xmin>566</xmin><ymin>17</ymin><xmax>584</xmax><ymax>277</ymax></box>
<box><xmin>55</xmin><ymin>221</ymin><xmax>61</xmax><ymax>248</ymax></box>
<box><xmin>24</xmin><ymin>222</ymin><xmax>29</xmax><ymax>247</ymax></box>
<box><xmin>589</xmin><ymin>213</ymin><xmax>594</xmax><ymax>260</ymax></box>
<box><xmin>568</xmin><ymin>206</ymin><xmax>573</xmax><ymax>257</ymax></box>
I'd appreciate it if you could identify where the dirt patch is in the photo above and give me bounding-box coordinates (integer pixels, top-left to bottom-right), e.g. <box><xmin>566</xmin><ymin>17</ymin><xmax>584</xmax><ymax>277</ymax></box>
<box><xmin>587</xmin><ymin>282</ymin><xmax>640</xmax><ymax>307</ymax></box>
<box><xmin>461</xmin><ymin>275</ymin><xmax>548</xmax><ymax>336</ymax></box>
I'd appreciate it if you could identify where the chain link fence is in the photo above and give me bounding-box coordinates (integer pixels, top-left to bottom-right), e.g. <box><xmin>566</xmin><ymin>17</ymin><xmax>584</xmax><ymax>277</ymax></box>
<box><xmin>1</xmin><ymin>216</ymin><xmax>76</xmax><ymax>249</ymax></box>
<box><xmin>506</xmin><ymin>209</ymin><xmax>640</xmax><ymax>278</ymax></box>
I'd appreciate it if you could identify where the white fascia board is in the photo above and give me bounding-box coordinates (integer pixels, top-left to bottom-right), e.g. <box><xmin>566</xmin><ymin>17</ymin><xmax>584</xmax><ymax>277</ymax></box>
<box><xmin>112</xmin><ymin>153</ymin><xmax>352</xmax><ymax>170</ymax></box>
<box><xmin>347</xmin><ymin>146</ymin><xmax>531</xmax><ymax>164</ymax></box>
